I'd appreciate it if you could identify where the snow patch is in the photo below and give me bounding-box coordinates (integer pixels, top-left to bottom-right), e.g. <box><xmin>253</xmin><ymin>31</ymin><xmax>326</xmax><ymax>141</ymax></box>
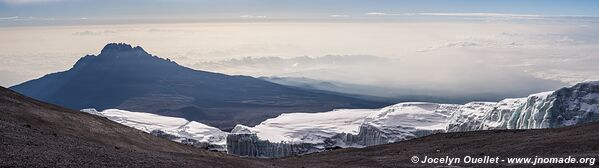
<box><xmin>80</xmin><ymin>109</ymin><xmax>227</xmax><ymax>150</ymax></box>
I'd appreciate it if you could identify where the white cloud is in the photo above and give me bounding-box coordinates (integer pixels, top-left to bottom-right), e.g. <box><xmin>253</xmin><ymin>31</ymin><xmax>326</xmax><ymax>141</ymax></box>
<box><xmin>365</xmin><ymin>12</ymin><xmax>401</xmax><ymax>16</ymax></box>
<box><xmin>362</xmin><ymin>12</ymin><xmax>599</xmax><ymax>21</ymax></box>
<box><xmin>0</xmin><ymin>70</ymin><xmax>30</xmax><ymax>87</ymax></box>
<box><xmin>419</xmin><ymin>32</ymin><xmax>583</xmax><ymax>52</ymax></box>
<box><xmin>192</xmin><ymin>54</ymin><xmax>567</xmax><ymax>98</ymax></box>
<box><xmin>0</xmin><ymin>16</ymin><xmax>19</xmax><ymax>20</ymax></box>
<box><xmin>418</xmin><ymin>13</ymin><xmax>543</xmax><ymax>18</ymax></box>
<box><xmin>72</xmin><ymin>30</ymin><xmax>117</xmax><ymax>36</ymax></box>
<box><xmin>366</xmin><ymin>12</ymin><xmax>541</xmax><ymax>17</ymax></box>
<box><xmin>0</xmin><ymin>16</ymin><xmax>35</xmax><ymax>21</ymax></box>
<box><xmin>240</xmin><ymin>15</ymin><xmax>267</xmax><ymax>19</ymax></box>
<box><xmin>0</xmin><ymin>16</ymin><xmax>71</xmax><ymax>21</ymax></box>
<box><xmin>329</xmin><ymin>15</ymin><xmax>349</xmax><ymax>18</ymax></box>
<box><xmin>192</xmin><ymin>55</ymin><xmax>389</xmax><ymax>77</ymax></box>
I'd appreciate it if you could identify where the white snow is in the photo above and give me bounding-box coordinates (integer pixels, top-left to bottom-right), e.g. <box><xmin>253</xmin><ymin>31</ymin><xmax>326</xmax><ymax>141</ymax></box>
<box><xmin>366</xmin><ymin>102</ymin><xmax>456</xmax><ymax>131</ymax></box>
<box><xmin>80</xmin><ymin>108</ymin><xmax>102</xmax><ymax>116</ymax></box>
<box><xmin>235</xmin><ymin>102</ymin><xmax>456</xmax><ymax>144</ymax></box>
<box><xmin>243</xmin><ymin>109</ymin><xmax>374</xmax><ymax>143</ymax></box>
<box><xmin>529</xmin><ymin>91</ymin><xmax>554</xmax><ymax>99</ymax></box>
<box><xmin>80</xmin><ymin>108</ymin><xmax>227</xmax><ymax>146</ymax></box>
<box><xmin>231</xmin><ymin>124</ymin><xmax>257</xmax><ymax>134</ymax></box>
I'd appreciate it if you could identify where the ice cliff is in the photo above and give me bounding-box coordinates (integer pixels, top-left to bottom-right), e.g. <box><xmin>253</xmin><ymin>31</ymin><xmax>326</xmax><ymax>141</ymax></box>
<box><xmin>449</xmin><ymin>81</ymin><xmax>599</xmax><ymax>131</ymax></box>
<box><xmin>228</xmin><ymin>81</ymin><xmax>599</xmax><ymax>157</ymax></box>
<box><xmin>227</xmin><ymin>103</ymin><xmax>454</xmax><ymax>157</ymax></box>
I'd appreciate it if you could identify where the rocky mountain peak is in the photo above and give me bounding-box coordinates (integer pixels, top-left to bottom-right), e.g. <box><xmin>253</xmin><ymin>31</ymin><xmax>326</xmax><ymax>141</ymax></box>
<box><xmin>99</xmin><ymin>43</ymin><xmax>149</xmax><ymax>58</ymax></box>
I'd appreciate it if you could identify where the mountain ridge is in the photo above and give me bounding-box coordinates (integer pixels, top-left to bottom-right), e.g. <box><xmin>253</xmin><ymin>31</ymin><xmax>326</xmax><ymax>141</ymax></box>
<box><xmin>10</xmin><ymin>43</ymin><xmax>388</xmax><ymax>130</ymax></box>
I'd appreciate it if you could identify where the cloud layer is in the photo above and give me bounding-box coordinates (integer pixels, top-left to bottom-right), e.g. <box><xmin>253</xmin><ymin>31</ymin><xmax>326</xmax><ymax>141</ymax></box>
<box><xmin>0</xmin><ymin>20</ymin><xmax>597</xmax><ymax>100</ymax></box>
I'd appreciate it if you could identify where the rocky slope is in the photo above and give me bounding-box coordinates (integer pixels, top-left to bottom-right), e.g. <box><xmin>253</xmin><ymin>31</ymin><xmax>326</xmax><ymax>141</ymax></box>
<box><xmin>0</xmin><ymin>86</ymin><xmax>269</xmax><ymax>168</ymax></box>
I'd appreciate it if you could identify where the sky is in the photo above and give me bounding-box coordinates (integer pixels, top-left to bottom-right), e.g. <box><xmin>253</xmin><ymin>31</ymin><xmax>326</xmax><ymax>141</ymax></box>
<box><xmin>1</xmin><ymin>0</ymin><xmax>599</xmax><ymax>25</ymax></box>
<box><xmin>1</xmin><ymin>0</ymin><xmax>598</xmax><ymax>100</ymax></box>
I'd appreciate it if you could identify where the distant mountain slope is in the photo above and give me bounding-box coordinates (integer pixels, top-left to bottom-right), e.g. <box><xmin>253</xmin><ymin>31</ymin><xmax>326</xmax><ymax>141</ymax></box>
<box><xmin>0</xmin><ymin>86</ymin><xmax>268</xmax><ymax>168</ymax></box>
<box><xmin>259</xmin><ymin>76</ymin><xmax>401</xmax><ymax>103</ymax></box>
<box><xmin>10</xmin><ymin>43</ymin><xmax>388</xmax><ymax>130</ymax></box>
<box><xmin>259</xmin><ymin>76</ymin><xmax>537</xmax><ymax>104</ymax></box>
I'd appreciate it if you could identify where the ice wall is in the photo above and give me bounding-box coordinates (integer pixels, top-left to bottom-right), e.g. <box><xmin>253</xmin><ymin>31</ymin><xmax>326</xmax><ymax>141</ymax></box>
<box><xmin>449</xmin><ymin>81</ymin><xmax>599</xmax><ymax>131</ymax></box>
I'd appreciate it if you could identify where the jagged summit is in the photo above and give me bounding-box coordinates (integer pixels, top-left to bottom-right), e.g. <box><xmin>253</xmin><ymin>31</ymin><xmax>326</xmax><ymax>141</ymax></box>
<box><xmin>99</xmin><ymin>43</ymin><xmax>149</xmax><ymax>57</ymax></box>
<box><xmin>70</xmin><ymin>43</ymin><xmax>174</xmax><ymax>69</ymax></box>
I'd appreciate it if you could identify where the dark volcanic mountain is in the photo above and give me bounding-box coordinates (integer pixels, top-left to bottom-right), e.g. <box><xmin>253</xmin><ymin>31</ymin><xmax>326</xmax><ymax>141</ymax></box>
<box><xmin>10</xmin><ymin>43</ymin><xmax>387</xmax><ymax>130</ymax></box>
<box><xmin>0</xmin><ymin>86</ymin><xmax>268</xmax><ymax>168</ymax></box>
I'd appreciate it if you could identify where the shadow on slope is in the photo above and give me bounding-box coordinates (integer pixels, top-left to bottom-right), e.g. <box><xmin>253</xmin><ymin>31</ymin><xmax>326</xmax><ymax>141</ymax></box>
<box><xmin>0</xmin><ymin>86</ymin><xmax>269</xmax><ymax>168</ymax></box>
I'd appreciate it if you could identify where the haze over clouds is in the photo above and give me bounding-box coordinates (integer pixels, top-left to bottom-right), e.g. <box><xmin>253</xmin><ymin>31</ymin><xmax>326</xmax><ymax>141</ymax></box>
<box><xmin>1</xmin><ymin>20</ymin><xmax>597</xmax><ymax>98</ymax></box>
<box><xmin>1</xmin><ymin>0</ymin><xmax>598</xmax><ymax>99</ymax></box>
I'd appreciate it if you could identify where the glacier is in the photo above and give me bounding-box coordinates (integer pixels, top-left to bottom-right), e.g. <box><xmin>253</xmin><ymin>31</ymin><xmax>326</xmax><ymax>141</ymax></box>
<box><xmin>80</xmin><ymin>109</ymin><xmax>228</xmax><ymax>151</ymax></box>
<box><xmin>227</xmin><ymin>103</ymin><xmax>457</xmax><ymax>157</ymax></box>
<box><xmin>475</xmin><ymin>81</ymin><xmax>598</xmax><ymax>130</ymax></box>
<box><xmin>228</xmin><ymin>81</ymin><xmax>599</xmax><ymax>157</ymax></box>
<box><xmin>80</xmin><ymin>81</ymin><xmax>599</xmax><ymax>158</ymax></box>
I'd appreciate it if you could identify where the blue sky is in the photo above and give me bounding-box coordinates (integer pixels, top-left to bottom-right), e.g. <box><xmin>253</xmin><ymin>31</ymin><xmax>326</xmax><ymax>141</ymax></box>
<box><xmin>1</xmin><ymin>0</ymin><xmax>598</xmax><ymax>21</ymax></box>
